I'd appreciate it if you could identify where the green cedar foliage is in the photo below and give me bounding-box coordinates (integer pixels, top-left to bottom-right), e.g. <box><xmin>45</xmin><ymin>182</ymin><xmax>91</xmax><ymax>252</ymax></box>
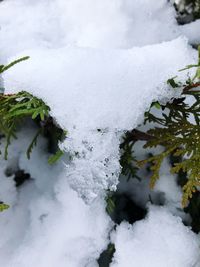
<box><xmin>0</xmin><ymin>202</ymin><xmax>9</xmax><ymax>212</ymax></box>
<box><xmin>48</xmin><ymin>149</ymin><xmax>64</xmax><ymax>165</ymax></box>
<box><xmin>120</xmin><ymin>140</ymin><xmax>140</xmax><ymax>181</ymax></box>
<box><xmin>0</xmin><ymin>91</ymin><xmax>50</xmax><ymax>159</ymax></box>
<box><xmin>137</xmin><ymin>46</ymin><xmax>200</xmax><ymax>207</ymax></box>
<box><xmin>120</xmin><ymin>46</ymin><xmax>200</xmax><ymax>207</ymax></box>
<box><xmin>0</xmin><ymin>56</ymin><xmax>29</xmax><ymax>75</ymax></box>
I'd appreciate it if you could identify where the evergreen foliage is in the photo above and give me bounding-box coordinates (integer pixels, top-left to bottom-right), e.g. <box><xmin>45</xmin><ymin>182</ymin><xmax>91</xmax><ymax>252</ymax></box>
<box><xmin>0</xmin><ymin>202</ymin><xmax>9</xmax><ymax>212</ymax></box>
<box><xmin>0</xmin><ymin>56</ymin><xmax>29</xmax><ymax>75</ymax></box>
<box><xmin>125</xmin><ymin>46</ymin><xmax>200</xmax><ymax>207</ymax></box>
<box><xmin>106</xmin><ymin>192</ymin><xmax>116</xmax><ymax>216</ymax></box>
<box><xmin>120</xmin><ymin>141</ymin><xmax>140</xmax><ymax>181</ymax></box>
<box><xmin>138</xmin><ymin>47</ymin><xmax>200</xmax><ymax>206</ymax></box>
<box><xmin>0</xmin><ymin>90</ymin><xmax>50</xmax><ymax>159</ymax></box>
<box><xmin>48</xmin><ymin>149</ymin><xmax>64</xmax><ymax>165</ymax></box>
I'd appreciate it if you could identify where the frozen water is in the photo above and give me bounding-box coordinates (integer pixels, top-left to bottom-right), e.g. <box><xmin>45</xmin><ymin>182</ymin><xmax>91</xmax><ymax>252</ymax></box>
<box><xmin>0</xmin><ymin>0</ymin><xmax>199</xmax><ymax>266</ymax></box>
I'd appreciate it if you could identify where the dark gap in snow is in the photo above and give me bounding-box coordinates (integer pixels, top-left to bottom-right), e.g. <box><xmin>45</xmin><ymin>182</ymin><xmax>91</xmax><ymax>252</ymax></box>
<box><xmin>184</xmin><ymin>191</ymin><xmax>200</xmax><ymax>234</ymax></box>
<box><xmin>109</xmin><ymin>193</ymin><xmax>147</xmax><ymax>225</ymax></box>
<box><xmin>37</xmin><ymin>116</ymin><xmax>65</xmax><ymax>154</ymax></box>
<box><xmin>98</xmin><ymin>243</ymin><xmax>115</xmax><ymax>267</ymax></box>
<box><xmin>5</xmin><ymin>167</ymin><xmax>31</xmax><ymax>187</ymax></box>
<box><xmin>1</xmin><ymin>115</ymin><xmax>64</xmax><ymax>189</ymax></box>
<box><xmin>13</xmin><ymin>170</ymin><xmax>31</xmax><ymax>187</ymax></box>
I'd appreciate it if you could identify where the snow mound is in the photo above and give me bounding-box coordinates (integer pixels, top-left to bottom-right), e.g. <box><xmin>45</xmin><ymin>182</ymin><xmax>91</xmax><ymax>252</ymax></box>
<box><xmin>0</xmin><ymin>128</ymin><xmax>112</xmax><ymax>267</ymax></box>
<box><xmin>111</xmin><ymin>206</ymin><xmax>200</xmax><ymax>267</ymax></box>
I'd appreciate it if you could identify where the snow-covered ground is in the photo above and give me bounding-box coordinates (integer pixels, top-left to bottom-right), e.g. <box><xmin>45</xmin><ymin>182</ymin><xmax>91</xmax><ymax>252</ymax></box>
<box><xmin>0</xmin><ymin>0</ymin><xmax>200</xmax><ymax>266</ymax></box>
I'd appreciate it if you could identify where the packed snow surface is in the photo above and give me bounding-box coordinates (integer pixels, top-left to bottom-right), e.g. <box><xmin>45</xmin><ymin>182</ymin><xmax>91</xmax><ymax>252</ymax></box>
<box><xmin>0</xmin><ymin>0</ymin><xmax>200</xmax><ymax>266</ymax></box>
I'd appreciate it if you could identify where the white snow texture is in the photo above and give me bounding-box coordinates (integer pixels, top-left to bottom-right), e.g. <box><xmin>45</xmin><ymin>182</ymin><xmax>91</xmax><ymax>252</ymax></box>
<box><xmin>0</xmin><ymin>0</ymin><xmax>200</xmax><ymax>266</ymax></box>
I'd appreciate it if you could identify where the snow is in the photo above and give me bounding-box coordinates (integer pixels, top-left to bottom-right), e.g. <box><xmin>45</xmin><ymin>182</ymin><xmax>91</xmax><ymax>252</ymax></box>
<box><xmin>0</xmin><ymin>0</ymin><xmax>200</xmax><ymax>266</ymax></box>
<box><xmin>0</xmin><ymin>0</ymin><xmax>198</xmax><ymax>62</ymax></box>
<box><xmin>111</xmin><ymin>206</ymin><xmax>200</xmax><ymax>267</ymax></box>
<box><xmin>181</xmin><ymin>20</ymin><xmax>200</xmax><ymax>45</ymax></box>
<box><xmin>154</xmin><ymin>158</ymin><xmax>183</xmax><ymax>211</ymax></box>
<box><xmin>3</xmin><ymin>39</ymin><xmax>195</xmax><ymax>132</ymax></box>
<box><xmin>0</xmin><ymin>0</ymin><xmax>178</xmax><ymax>59</ymax></box>
<box><xmin>0</xmin><ymin>126</ymin><xmax>112</xmax><ymax>267</ymax></box>
<box><xmin>116</xmin><ymin>148</ymin><xmax>187</xmax><ymax>220</ymax></box>
<box><xmin>3</xmin><ymin>39</ymin><xmax>196</xmax><ymax>200</ymax></box>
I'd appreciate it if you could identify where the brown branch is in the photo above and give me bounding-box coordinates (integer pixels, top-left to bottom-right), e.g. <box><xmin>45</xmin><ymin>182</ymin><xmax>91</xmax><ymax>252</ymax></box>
<box><xmin>182</xmin><ymin>82</ymin><xmax>200</xmax><ymax>94</ymax></box>
<box><xmin>120</xmin><ymin>129</ymin><xmax>154</xmax><ymax>149</ymax></box>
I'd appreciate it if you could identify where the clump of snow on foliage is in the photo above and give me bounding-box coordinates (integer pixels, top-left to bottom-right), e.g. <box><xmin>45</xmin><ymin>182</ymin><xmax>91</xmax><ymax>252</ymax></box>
<box><xmin>111</xmin><ymin>206</ymin><xmax>200</xmax><ymax>267</ymax></box>
<box><xmin>3</xmin><ymin>39</ymin><xmax>195</xmax><ymax>131</ymax></box>
<box><xmin>3</xmin><ymin>39</ymin><xmax>196</xmax><ymax>200</ymax></box>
